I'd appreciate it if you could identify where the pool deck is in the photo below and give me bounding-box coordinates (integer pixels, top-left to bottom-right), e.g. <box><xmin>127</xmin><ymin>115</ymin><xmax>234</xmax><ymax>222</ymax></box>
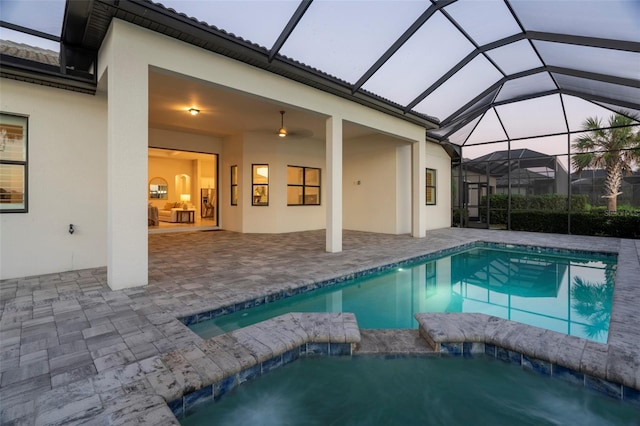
<box><xmin>1</xmin><ymin>228</ymin><xmax>639</xmax><ymax>424</ymax></box>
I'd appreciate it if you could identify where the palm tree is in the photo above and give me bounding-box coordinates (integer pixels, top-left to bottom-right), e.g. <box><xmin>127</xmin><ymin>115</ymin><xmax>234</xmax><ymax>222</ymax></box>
<box><xmin>572</xmin><ymin>113</ymin><xmax>640</xmax><ymax>212</ymax></box>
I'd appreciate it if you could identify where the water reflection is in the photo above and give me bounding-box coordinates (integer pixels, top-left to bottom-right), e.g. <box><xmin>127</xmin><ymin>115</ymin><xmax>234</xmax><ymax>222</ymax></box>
<box><xmin>446</xmin><ymin>248</ymin><xmax>616</xmax><ymax>343</ymax></box>
<box><xmin>570</xmin><ymin>265</ymin><xmax>615</xmax><ymax>340</ymax></box>
<box><xmin>450</xmin><ymin>248</ymin><xmax>565</xmax><ymax>297</ymax></box>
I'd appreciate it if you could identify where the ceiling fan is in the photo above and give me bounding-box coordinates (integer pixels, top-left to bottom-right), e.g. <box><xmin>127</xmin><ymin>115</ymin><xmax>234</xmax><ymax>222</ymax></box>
<box><xmin>275</xmin><ymin>110</ymin><xmax>313</xmax><ymax>139</ymax></box>
<box><xmin>278</xmin><ymin>110</ymin><xmax>287</xmax><ymax>138</ymax></box>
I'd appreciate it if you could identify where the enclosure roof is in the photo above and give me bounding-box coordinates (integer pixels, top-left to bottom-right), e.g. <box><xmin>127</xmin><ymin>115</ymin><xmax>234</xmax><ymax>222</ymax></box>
<box><xmin>465</xmin><ymin>148</ymin><xmax>563</xmax><ymax>177</ymax></box>
<box><xmin>1</xmin><ymin>0</ymin><xmax>639</xmax><ymax>144</ymax></box>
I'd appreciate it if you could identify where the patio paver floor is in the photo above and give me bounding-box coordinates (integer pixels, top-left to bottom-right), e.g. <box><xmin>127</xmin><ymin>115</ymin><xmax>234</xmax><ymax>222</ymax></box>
<box><xmin>1</xmin><ymin>228</ymin><xmax>638</xmax><ymax>424</ymax></box>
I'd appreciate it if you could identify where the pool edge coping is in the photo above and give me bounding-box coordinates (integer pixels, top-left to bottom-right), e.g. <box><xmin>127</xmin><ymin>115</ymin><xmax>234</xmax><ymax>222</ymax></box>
<box><xmin>415</xmin><ymin>312</ymin><xmax>639</xmax><ymax>394</ymax></box>
<box><xmin>172</xmin><ymin>312</ymin><xmax>640</xmax><ymax>423</ymax></box>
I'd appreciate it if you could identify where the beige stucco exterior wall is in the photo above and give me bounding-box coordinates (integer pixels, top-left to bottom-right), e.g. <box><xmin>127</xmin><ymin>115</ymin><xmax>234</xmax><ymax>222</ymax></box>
<box><xmin>149</xmin><ymin>128</ymin><xmax>223</xmax><ymax>153</ymax></box>
<box><xmin>238</xmin><ymin>133</ymin><xmax>326</xmax><ymax>233</ymax></box>
<box><xmin>425</xmin><ymin>142</ymin><xmax>452</xmax><ymax>230</ymax></box>
<box><xmin>343</xmin><ymin>135</ymin><xmax>412</xmax><ymax>234</ymax></box>
<box><xmin>220</xmin><ymin>133</ymin><xmax>244</xmax><ymax>232</ymax></box>
<box><xmin>0</xmin><ymin>79</ymin><xmax>107</xmax><ymax>280</ymax></box>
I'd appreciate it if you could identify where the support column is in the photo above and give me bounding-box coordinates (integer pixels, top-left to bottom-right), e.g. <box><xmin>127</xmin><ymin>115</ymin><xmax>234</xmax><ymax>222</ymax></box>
<box><xmin>412</xmin><ymin>139</ymin><xmax>426</xmax><ymax>238</ymax></box>
<box><xmin>326</xmin><ymin>116</ymin><xmax>343</xmax><ymax>252</ymax></box>
<box><xmin>105</xmin><ymin>38</ymin><xmax>149</xmax><ymax>290</ymax></box>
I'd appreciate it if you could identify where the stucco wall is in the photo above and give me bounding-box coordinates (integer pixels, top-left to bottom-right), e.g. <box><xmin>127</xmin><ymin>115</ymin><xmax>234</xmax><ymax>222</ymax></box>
<box><xmin>343</xmin><ymin>135</ymin><xmax>411</xmax><ymax>234</ymax></box>
<box><xmin>0</xmin><ymin>79</ymin><xmax>107</xmax><ymax>279</ymax></box>
<box><xmin>219</xmin><ymin>134</ymin><xmax>242</xmax><ymax>232</ymax></box>
<box><xmin>241</xmin><ymin>132</ymin><xmax>326</xmax><ymax>233</ymax></box>
<box><xmin>425</xmin><ymin>142</ymin><xmax>452</xmax><ymax>230</ymax></box>
<box><xmin>149</xmin><ymin>127</ymin><xmax>223</xmax><ymax>153</ymax></box>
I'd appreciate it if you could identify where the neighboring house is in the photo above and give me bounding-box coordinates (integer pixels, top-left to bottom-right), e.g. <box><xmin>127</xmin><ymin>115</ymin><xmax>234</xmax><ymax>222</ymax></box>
<box><xmin>465</xmin><ymin>149</ymin><xmax>569</xmax><ymax>196</ymax></box>
<box><xmin>571</xmin><ymin>169</ymin><xmax>640</xmax><ymax>207</ymax></box>
<box><xmin>0</xmin><ymin>15</ymin><xmax>452</xmax><ymax>288</ymax></box>
<box><xmin>452</xmin><ymin>149</ymin><xmax>568</xmax><ymax>224</ymax></box>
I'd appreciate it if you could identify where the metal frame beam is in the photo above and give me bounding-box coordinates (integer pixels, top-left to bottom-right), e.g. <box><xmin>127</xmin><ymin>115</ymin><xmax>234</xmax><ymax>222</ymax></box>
<box><xmin>527</xmin><ymin>31</ymin><xmax>640</xmax><ymax>53</ymax></box>
<box><xmin>0</xmin><ymin>21</ymin><xmax>60</xmax><ymax>42</ymax></box>
<box><xmin>268</xmin><ymin>0</ymin><xmax>313</xmax><ymax>63</ymax></box>
<box><xmin>351</xmin><ymin>0</ymin><xmax>455</xmax><ymax>94</ymax></box>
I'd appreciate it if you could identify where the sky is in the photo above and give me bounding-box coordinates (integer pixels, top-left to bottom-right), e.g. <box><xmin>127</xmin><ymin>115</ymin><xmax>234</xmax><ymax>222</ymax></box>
<box><xmin>1</xmin><ymin>0</ymin><xmax>638</xmax><ymax>171</ymax></box>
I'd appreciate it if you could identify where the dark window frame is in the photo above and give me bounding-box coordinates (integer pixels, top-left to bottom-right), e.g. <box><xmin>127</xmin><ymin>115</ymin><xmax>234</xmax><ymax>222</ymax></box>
<box><xmin>287</xmin><ymin>165</ymin><xmax>321</xmax><ymax>206</ymax></box>
<box><xmin>230</xmin><ymin>165</ymin><xmax>238</xmax><ymax>206</ymax></box>
<box><xmin>426</xmin><ymin>168</ymin><xmax>436</xmax><ymax>205</ymax></box>
<box><xmin>252</xmin><ymin>164</ymin><xmax>269</xmax><ymax>206</ymax></box>
<box><xmin>0</xmin><ymin>112</ymin><xmax>28</xmax><ymax>213</ymax></box>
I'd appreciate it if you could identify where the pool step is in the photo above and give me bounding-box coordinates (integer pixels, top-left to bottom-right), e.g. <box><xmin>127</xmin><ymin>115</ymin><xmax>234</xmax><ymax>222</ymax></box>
<box><xmin>355</xmin><ymin>329</ymin><xmax>436</xmax><ymax>355</ymax></box>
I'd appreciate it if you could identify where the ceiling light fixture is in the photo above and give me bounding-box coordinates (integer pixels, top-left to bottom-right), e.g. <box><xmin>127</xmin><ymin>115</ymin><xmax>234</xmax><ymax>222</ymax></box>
<box><xmin>278</xmin><ymin>110</ymin><xmax>287</xmax><ymax>137</ymax></box>
<box><xmin>188</xmin><ymin>108</ymin><xmax>200</xmax><ymax>116</ymax></box>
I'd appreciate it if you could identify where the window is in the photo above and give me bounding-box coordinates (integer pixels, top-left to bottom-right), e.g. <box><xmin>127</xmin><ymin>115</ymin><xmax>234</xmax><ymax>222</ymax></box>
<box><xmin>287</xmin><ymin>166</ymin><xmax>321</xmax><ymax>205</ymax></box>
<box><xmin>252</xmin><ymin>164</ymin><xmax>269</xmax><ymax>206</ymax></box>
<box><xmin>0</xmin><ymin>113</ymin><xmax>28</xmax><ymax>213</ymax></box>
<box><xmin>426</xmin><ymin>168</ymin><xmax>436</xmax><ymax>205</ymax></box>
<box><xmin>230</xmin><ymin>165</ymin><xmax>238</xmax><ymax>205</ymax></box>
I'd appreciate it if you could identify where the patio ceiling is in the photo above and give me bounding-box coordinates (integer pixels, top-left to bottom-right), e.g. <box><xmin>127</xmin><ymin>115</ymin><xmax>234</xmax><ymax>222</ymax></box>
<box><xmin>1</xmin><ymin>0</ymin><xmax>639</xmax><ymax>147</ymax></box>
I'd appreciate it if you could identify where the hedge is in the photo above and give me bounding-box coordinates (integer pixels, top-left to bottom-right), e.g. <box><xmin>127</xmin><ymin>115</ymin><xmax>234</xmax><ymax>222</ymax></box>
<box><xmin>510</xmin><ymin>211</ymin><xmax>640</xmax><ymax>238</ymax></box>
<box><xmin>480</xmin><ymin>194</ymin><xmax>589</xmax><ymax>225</ymax></box>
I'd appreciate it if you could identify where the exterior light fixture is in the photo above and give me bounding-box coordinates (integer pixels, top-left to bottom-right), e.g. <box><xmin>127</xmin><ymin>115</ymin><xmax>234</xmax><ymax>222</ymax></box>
<box><xmin>188</xmin><ymin>108</ymin><xmax>200</xmax><ymax>116</ymax></box>
<box><xmin>278</xmin><ymin>110</ymin><xmax>287</xmax><ymax>137</ymax></box>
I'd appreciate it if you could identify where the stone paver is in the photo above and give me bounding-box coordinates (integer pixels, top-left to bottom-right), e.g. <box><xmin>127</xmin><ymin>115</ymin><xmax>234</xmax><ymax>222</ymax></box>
<box><xmin>0</xmin><ymin>228</ymin><xmax>638</xmax><ymax>424</ymax></box>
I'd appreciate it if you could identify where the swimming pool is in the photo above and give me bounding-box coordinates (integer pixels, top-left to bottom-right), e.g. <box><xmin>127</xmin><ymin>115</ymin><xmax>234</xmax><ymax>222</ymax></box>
<box><xmin>188</xmin><ymin>243</ymin><xmax>616</xmax><ymax>343</ymax></box>
<box><xmin>178</xmin><ymin>355</ymin><xmax>638</xmax><ymax>425</ymax></box>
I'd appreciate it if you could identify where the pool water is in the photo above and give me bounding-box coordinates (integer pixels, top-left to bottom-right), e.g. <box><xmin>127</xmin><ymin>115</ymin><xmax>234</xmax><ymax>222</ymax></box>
<box><xmin>189</xmin><ymin>245</ymin><xmax>616</xmax><ymax>343</ymax></box>
<box><xmin>179</xmin><ymin>356</ymin><xmax>639</xmax><ymax>426</ymax></box>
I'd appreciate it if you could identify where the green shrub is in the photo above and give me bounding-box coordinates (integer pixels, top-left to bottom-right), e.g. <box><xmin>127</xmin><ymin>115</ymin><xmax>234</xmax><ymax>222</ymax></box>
<box><xmin>510</xmin><ymin>211</ymin><xmax>640</xmax><ymax>238</ymax></box>
<box><xmin>480</xmin><ymin>194</ymin><xmax>589</xmax><ymax>225</ymax></box>
<box><xmin>452</xmin><ymin>208</ymin><xmax>468</xmax><ymax>227</ymax></box>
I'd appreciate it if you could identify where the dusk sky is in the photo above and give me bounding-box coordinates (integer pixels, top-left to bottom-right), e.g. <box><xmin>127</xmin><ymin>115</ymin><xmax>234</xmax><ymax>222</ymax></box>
<box><xmin>1</xmin><ymin>0</ymin><xmax>638</xmax><ymax>170</ymax></box>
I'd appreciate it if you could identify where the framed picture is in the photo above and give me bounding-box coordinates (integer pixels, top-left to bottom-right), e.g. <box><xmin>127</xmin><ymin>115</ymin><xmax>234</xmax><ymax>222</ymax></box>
<box><xmin>0</xmin><ymin>113</ymin><xmax>28</xmax><ymax>213</ymax></box>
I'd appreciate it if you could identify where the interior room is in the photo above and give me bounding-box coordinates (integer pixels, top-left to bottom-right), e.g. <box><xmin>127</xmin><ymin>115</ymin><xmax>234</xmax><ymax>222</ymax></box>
<box><xmin>147</xmin><ymin>148</ymin><xmax>218</xmax><ymax>233</ymax></box>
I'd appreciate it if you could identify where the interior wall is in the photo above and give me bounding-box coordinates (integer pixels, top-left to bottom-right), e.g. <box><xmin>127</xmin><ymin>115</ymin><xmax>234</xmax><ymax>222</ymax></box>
<box><xmin>425</xmin><ymin>142</ymin><xmax>452</xmax><ymax>230</ymax></box>
<box><xmin>149</xmin><ymin>128</ymin><xmax>220</xmax><ymax>218</ymax></box>
<box><xmin>0</xmin><ymin>79</ymin><xmax>107</xmax><ymax>280</ymax></box>
<box><xmin>343</xmin><ymin>135</ymin><xmax>408</xmax><ymax>234</ymax></box>
<box><xmin>148</xmin><ymin>157</ymin><xmax>195</xmax><ymax>203</ymax></box>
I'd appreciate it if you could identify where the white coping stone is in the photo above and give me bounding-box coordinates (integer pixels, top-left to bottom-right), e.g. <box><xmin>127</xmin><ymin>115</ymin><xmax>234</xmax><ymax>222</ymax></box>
<box><xmin>414</xmin><ymin>312</ymin><xmax>640</xmax><ymax>390</ymax></box>
<box><xmin>229</xmin><ymin>329</ymin><xmax>274</xmax><ymax>363</ymax></box>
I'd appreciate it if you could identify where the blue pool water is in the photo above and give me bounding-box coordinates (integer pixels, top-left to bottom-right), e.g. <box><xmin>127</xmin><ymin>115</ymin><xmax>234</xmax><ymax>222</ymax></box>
<box><xmin>179</xmin><ymin>356</ymin><xmax>639</xmax><ymax>425</ymax></box>
<box><xmin>189</xmin><ymin>244</ymin><xmax>616</xmax><ymax>343</ymax></box>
